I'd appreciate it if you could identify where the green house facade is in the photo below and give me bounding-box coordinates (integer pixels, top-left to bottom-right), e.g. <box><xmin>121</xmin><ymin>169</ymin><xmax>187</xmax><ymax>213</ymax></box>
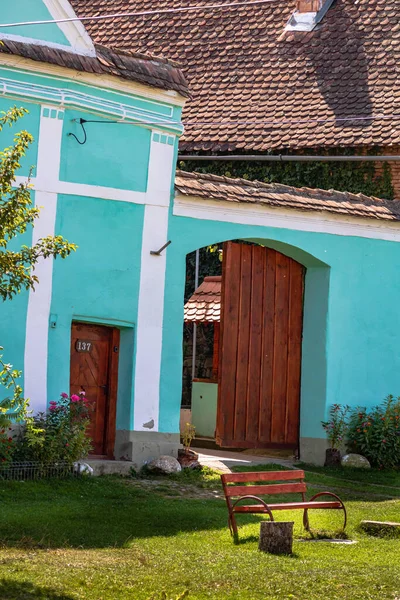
<box><xmin>1</xmin><ymin>0</ymin><xmax>400</xmax><ymax>465</ymax></box>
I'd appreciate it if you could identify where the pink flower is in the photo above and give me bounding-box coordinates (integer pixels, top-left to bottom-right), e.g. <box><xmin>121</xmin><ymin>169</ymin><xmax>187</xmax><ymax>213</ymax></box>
<box><xmin>71</xmin><ymin>394</ymin><xmax>80</xmax><ymax>402</ymax></box>
<box><xmin>65</xmin><ymin>443</ymin><xmax>69</xmax><ymax>447</ymax></box>
<box><xmin>61</xmin><ymin>392</ymin><xmax>69</xmax><ymax>399</ymax></box>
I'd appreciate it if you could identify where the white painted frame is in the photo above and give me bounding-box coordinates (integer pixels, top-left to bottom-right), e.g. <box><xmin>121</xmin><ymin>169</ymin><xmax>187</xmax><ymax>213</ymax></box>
<box><xmin>174</xmin><ymin>195</ymin><xmax>400</xmax><ymax>242</ymax></box>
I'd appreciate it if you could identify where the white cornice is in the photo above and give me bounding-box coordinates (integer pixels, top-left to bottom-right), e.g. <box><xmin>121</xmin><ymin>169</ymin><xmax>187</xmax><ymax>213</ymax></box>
<box><xmin>173</xmin><ymin>195</ymin><xmax>400</xmax><ymax>243</ymax></box>
<box><xmin>0</xmin><ymin>54</ymin><xmax>187</xmax><ymax>107</ymax></box>
<box><xmin>0</xmin><ymin>70</ymin><xmax>184</xmax><ymax>135</ymax></box>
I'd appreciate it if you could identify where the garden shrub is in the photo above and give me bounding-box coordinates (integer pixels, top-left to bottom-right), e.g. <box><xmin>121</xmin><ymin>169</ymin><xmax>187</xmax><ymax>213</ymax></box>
<box><xmin>13</xmin><ymin>393</ymin><xmax>93</xmax><ymax>465</ymax></box>
<box><xmin>0</xmin><ymin>429</ymin><xmax>14</xmax><ymax>465</ymax></box>
<box><xmin>347</xmin><ymin>395</ymin><xmax>400</xmax><ymax>468</ymax></box>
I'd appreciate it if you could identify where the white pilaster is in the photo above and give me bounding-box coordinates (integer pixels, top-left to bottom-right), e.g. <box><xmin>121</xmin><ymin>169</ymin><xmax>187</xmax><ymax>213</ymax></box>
<box><xmin>24</xmin><ymin>106</ymin><xmax>64</xmax><ymax>412</ymax></box>
<box><xmin>133</xmin><ymin>132</ymin><xmax>175</xmax><ymax>431</ymax></box>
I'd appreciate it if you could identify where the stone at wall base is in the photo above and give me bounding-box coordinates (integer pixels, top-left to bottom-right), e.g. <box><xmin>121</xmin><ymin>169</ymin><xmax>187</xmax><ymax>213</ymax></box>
<box><xmin>259</xmin><ymin>521</ymin><xmax>294</xmax><ymax>555</ymax></box>
<box><xmin>341</xmin><ymin>454</ymin><xmax>371</xmax><ymax>469</ymax></box>
<box><xmin>147</xmin><ymin>455</ymin><xmax>182</xmax><ymax>474</ymax></box>
<box><xmin>324</xmin><ymin>448</ymin><xmax>341</xmax><ymax>467</ymax></box>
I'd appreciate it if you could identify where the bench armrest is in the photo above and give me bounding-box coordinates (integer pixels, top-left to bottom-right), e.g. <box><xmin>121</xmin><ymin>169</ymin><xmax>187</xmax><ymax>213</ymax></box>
<box><xmin>305</xmin><ymin>491</ymin><xmax>347</xmax><ymax>530</ymax></box>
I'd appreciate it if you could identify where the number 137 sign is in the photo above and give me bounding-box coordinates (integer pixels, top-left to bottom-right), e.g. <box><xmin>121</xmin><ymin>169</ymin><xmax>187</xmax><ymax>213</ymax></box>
<box><xmin>75</xmin><ymin>340</ymin><xmax>92</xmax><ymax>353</ymax></box>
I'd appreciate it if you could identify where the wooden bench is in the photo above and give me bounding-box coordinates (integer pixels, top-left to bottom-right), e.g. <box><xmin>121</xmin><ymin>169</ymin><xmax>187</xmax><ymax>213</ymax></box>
<box><xmin>221</xmin><ymin>470</ymin><xmax>347</xmax><ymax>540</ymax></box>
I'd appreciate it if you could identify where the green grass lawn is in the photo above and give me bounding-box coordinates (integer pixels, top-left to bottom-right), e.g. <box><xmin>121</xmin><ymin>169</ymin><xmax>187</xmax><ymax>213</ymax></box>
<box><xmin>0</xmin><ymin>466</ymin><xmax>399</xmax><ymax>600</ymax></box>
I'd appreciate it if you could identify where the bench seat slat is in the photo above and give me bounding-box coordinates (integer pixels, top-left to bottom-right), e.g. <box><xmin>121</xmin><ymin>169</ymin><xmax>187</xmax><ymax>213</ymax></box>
<box><xmin>233</xmin><ymin>501</ymin><xmax>343</xmax><ymax>513</ymax></box>
<box><xmin>225</xmin><ymin>482</ymin><xmax>307</xmax><ymax>497</ymax></box>
<box><xmin>221</xmin><ymin>470</ymin><xmax>305</xmax><ymax>484</ymax></box>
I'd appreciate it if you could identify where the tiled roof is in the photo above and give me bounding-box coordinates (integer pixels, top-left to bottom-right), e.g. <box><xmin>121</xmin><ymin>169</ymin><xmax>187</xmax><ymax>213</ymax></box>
<box><xmin>175</xmin><ymin>170</ymin><xmax>400</xmax><ymax>221</ymax></box>
<box><xmin>70</xmin><ymin>0</ymin><xmax>400</xmax><ymax>151</ymax></box>
<box><xmin>184</xmin><ymin>276</ymin><xmax>221</xmax><ymax>323</ymax></box>
<box><xmin>0</xmin><ymin>39</ymin><xmax>189</xmax><ymax>97</ymax></box>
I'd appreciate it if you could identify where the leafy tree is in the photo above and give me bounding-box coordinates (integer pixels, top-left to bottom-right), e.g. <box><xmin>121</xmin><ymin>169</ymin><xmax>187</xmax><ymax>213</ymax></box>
<box><xmin>0</xmin><ymin>107</ymin><xmax>76</xmax><ymax>427</ymax></box>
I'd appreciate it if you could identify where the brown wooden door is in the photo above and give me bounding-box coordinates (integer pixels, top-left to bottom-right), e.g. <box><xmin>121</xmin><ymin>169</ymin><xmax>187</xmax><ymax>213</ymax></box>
<box><xmin>70</xmin><ymin>323</ymin><xmax>119</xmax><ymax>458</ymax></box>
<box><xmin>216</xmin><ymin>242</ymin><xmax>304</xmax><ymax>450</ymax></box>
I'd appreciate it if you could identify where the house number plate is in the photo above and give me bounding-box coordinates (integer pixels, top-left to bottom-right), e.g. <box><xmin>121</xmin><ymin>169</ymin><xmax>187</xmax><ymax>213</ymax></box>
<box><xmin>75</xmin><ymin>340</ymin><xmax>93</xmax><ymax>353</ymax></box>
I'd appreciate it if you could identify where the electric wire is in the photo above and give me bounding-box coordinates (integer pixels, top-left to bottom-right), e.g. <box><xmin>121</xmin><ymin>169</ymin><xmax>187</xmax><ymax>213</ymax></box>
<box><xmin>0</xmin><ymin>0</ymin><xmax>283</xmax><ymax>28</ymax></box>
<box><xmin>77</xmin><ymin>113</ymin><xmax>400</xmax><ymax>128</ymax></box>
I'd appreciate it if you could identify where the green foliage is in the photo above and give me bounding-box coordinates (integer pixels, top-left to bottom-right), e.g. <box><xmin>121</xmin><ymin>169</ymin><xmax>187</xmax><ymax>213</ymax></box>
<box><xmin>179</xmin><ymin>147</ymin><xmax>394</xmax><ymax>200</ymax></box>
<box><xmin>0</xmin><ymin>346</ymin><xmax>28</xmax><ymax>430</ymax></box>
<box><xmin>0</xmin><ymin>107</ymin><xmax>77</xmax><ymax>300</ymax></box>
<box><xmin>14</xmin><ymin>393</ymin><xmax>93</xmax><ymax>465</ymax></box>
<box><xmin>347</xmin><ymin>395</ymin><xmax>400</xmax><ymax>468</ymax></box>
<box><xmin>181</xmin><ymin>422</ymin><xmax>196</xmax><ymax>451</ymax></box>
<box><xmin>321</xmin><ymin>404</ymin><xmax>350</xmax><ymax>450</ymax></box>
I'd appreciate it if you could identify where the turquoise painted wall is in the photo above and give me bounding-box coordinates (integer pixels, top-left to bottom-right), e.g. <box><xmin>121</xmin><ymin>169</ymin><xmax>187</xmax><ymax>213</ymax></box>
<box><xmin>191</xmin><ymin>382</ymin><xmax>218</xmax><ymax>438</ymax></box>
<box><xmin>48</xmin><ymin>194</ymin><xmax>144</xmax><ymax>429</ymax></box>
<box><xmin>0</xmin><ymin>97</ymin><xmax>40</xmax><ymax>177</ymax></box>
<box><xmin>159</xmin><ymin>214</ymin><xmax>400</xmax><ymax>442</ymax></box>
<box><xmin>0</xmin><ymin>1</ymin><xmax>71</xmax><ymax>46</ymax></box>
<box><xmin>60</xmin><ymin>111</ymin><xmax>151</xmax><ymax>192</ymax></box>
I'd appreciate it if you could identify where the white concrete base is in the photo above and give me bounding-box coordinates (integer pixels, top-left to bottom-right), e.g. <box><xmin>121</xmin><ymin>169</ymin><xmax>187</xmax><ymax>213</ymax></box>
<box><xmin>114</xmin><ymin>430</ymin><xmax>181</xmax><ymax>468</ymax></box>
<box><xmin>299</xmin><ymin>437</ymin><xmax>329</xmax><ymax>465</ymax></box>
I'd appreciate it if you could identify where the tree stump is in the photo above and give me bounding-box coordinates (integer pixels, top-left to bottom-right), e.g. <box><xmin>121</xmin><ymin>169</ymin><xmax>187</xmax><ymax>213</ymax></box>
<box><xmin>258</xmin><ymin>521</ymin><xmax>294</xmax><ymax>555</ymax></box>
<box><xmin>360</xmin><ymin>520</ymin><xmax>400</xmax><ymax>537</ymax></box>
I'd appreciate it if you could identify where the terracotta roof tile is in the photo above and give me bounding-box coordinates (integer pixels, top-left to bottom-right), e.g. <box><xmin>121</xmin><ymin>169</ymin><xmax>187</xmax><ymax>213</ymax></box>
<box><xmin>0</xmin><ymin>38</ymin><xmax>189</xmax><ymax>97</ymax></box>
<box><xmin>175</xmin><ymin>169</ymin><xmax>400</xmax><ymax>221</ymax></box>
<box><xmin>69</xmin><ymin>0</ymin><xmax>400</xmax><ymax>150</ymax></box>
<box><xmin>184</xmin><ymin>276</ymin><xmax>221</xmax><ymax>323</ymax></box>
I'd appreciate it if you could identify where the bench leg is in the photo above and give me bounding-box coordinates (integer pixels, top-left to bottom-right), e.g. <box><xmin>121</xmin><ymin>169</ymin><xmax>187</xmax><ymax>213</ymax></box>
<box><xmin>229</xmin><ymin>512</ymin><xmax>239</xmax><ymax>543</ymax></box>
<box><xmin>303</xmin><ymin>509</ymin><xmax>310</xmax><ymax>531</ymax></box>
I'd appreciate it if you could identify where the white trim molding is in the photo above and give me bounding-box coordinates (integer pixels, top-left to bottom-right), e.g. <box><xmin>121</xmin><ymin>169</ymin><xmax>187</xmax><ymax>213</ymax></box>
<box><xmin>0</xmin><ymin>70</ymin><xmax>183</xmax><ymax>134</ymax></box>
<box><xmin>0</xmin><ymin>1</ymin><xmax>95</xmax><ymax>57</ymax></box>
<box><xmin>134</xmin><ymin>204</ymin><xmax>170</xmax><ymax>433</ymax></box>
<box><xmin>0</xmin><ymin>55</ymin><xmax>187</xmax><ymax>108</ymax></box>
<box><xmin>173</xmin><ymin>195</ymin><xmax>400</xmax><ymax>243</ymax></box>
<box><xmin>134</xmin><ymin>130</ymin><xmax>176</xmax><ymax>432</ymax></box>
<box><xmin>24</xmin><ymin>105</ymin><xmax>64</xmax><ymax>413</ymax></box>
<box><xmin>43</xmin><ymin>0</ymin><xmax>96</xmax><ymax>57</ymax></box>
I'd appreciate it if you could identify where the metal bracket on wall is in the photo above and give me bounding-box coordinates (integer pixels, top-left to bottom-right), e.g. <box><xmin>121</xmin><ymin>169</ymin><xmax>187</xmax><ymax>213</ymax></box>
<box><xmin>150</xmin><ymin>240</ymin><xmax>172</xmax><ymax>256</ymax></box>
<box><xmin>68</xmin><ymin>118</ymin><xmax>88</xmax><ymax>145</ymax></box>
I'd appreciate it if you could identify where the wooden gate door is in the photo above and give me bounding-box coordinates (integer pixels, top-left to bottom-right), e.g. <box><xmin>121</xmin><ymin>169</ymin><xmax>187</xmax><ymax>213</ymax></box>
<box><xmin>70</xmin><ymin>323</ymin><xmax>119</xmax><ymax>458</ymax></box>
<box><xmin>216</xmin><ymin>242</ymin><xmax>304</xmax><ymax>450</ymax></box>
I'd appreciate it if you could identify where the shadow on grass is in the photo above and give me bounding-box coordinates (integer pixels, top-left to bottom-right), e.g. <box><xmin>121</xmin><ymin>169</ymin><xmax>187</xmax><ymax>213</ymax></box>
<box><xmin>0</xmin><ymin>476</ymin><xmax>230</xmax><ymax>549</ymax></box>
<box><xmin>0</xmin><ymin>579</ymin><xmax>74</xmax><ymax>599</ymax></box>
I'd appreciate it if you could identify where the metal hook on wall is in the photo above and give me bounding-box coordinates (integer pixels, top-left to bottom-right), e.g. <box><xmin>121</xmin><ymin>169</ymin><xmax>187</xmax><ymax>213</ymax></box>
<box><xmin>68</xmin><ymin>118</ymin><xmax>88</xmax><ymax>145</ymax></box>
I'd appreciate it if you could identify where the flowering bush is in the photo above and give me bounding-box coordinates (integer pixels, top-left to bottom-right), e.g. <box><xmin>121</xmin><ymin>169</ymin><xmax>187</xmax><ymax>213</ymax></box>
<box><xmin>17</xmin><ymin>392</ymin><xmax>93</xmax><ymax>465</ymax></box>
<box><xmin>321</xmin><ymin>404</ymin><xmax>350</xmax><ymax>449</ymax></box>
<box><xmin>347</xmin><ymin>395</ymin><xmax>400</xmax><ymax>468</ymax></box>
<box><xmin>0</xmin><ymin>429</ymin><xmax>15</xmax><ymax>465</ymax></box>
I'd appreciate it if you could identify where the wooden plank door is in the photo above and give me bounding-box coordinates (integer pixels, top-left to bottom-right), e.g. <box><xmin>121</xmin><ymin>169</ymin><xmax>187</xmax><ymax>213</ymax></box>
<box><xmin>70</xmin><ymin>323</ymin><xmax>119</xmax><ymax>458</ymax></box>
<box><xmin>216</xmin><ymin>242</ymin><xmax>304</xmax><ymax>449</ymax></box>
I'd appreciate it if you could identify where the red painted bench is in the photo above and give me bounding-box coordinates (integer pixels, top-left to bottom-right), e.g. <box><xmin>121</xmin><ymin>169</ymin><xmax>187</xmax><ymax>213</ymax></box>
<box><xmin>221</xmin><ymin>470</ymin><xmax>347</xmax><ymax>540</ymax></box>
